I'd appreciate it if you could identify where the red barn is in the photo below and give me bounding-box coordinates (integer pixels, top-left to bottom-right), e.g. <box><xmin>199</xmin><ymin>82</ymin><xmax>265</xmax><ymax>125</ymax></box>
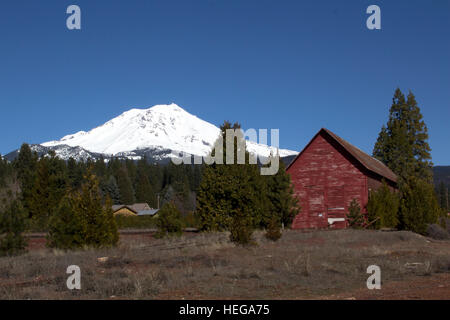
<box><xmin>286</xmin><ymin>128</ymin><xmax>397</xmax><ymax>230</ymax></box>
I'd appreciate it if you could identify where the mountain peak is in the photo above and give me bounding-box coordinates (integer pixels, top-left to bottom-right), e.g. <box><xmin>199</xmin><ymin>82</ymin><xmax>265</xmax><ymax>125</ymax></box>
<box><xmin>40</xmin><ymin>103</ymin><xmax>298</xmax><ymax>160</ymax></box>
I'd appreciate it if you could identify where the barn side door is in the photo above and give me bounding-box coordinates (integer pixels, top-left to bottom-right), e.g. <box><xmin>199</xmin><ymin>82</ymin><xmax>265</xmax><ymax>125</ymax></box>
<box><xmin>307</xmin><ymin>186</ymin><xmax>327</xmax><ymax>228</ymax></box>
<box><xmin>326</xmin><ymin>186</ymin><xmax>347</xmax><ymax>229</ymax></box>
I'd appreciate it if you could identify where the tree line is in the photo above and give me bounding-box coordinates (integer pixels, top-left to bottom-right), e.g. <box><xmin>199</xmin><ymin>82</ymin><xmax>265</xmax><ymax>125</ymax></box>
<box><xmin>0</xmin><ymin>146</ymin><xmax>205</xmax><ymax>254</ymax></box>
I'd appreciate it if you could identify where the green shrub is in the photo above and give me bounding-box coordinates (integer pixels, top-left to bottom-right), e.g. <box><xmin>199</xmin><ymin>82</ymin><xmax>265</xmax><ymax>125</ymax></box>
<box><xmin>0</xmin><ymin>195</ymin><xmax>28</xmax><ymax>257</ymax></box>
<box><xmin>264</xmin><ymin>216</ymin><xmax>282</xmax><ymax>241</ymax></box>
<box><xmin>155</xmin><ymin>202</ymin><xmax>183</xmax><ymax>238</ymax></box>
<box><xmin>47</xmin><ymin>195</ymin><xmax>86</xmax><ymax>250</ymax></box>
<box><xmin>182</xmin><ymin>211</ymin><xmax>199</xmax><ymax>228</ymax></box>
<box><xmin>115</xmin><ymin>214</ymin><xmax>157</xmax><ymax>229</ymax></box>
<box><xmin>346</xmin><ymin>199</ymin><xmax>365</xmax><ymax>229</ymax></box>
<box><xmin>400</xmin><ymin>177</ymin><xmax>443</xmax><ymax>234</ymax></box>
<box><xmin>47</xmin><ymin>171</ymin><xmax>119</xmax><ymax>249</ymax></box>
<box><xmin>367</xmin><ymin>181</ymin><xmax>400</xmax><ymax>229</ymax></box>
<box><xmin>229</xmin><ymin>212</ymin><xmax>254</xmax><ymax>246</ymax></box>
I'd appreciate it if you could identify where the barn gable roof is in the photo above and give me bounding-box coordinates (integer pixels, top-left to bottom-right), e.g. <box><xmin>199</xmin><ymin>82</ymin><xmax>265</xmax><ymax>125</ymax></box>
<box><xmin>286</xmin><ymin>128</ymin><xmax>397</xmax><ymax>183</ymax></box>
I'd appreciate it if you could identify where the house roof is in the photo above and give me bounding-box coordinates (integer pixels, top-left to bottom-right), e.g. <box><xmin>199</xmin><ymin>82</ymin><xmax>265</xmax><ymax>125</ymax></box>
<box><xmin>137</xmin><ymin>209</ymin><xmax>159</xmax><ymax>216</ymax></box>
<box><xmin>112</xmin><ymin>205</ymin><xmax>137</xmax><ymax>213</ymax></box>
<box><xmin>130</xmin><ymin>203</ymin><xmax>151</xmax><ymax>212</ymax></box>
<box><xmin>112</xmin><ymin>203</ymin><xmax>153</xmax><ymax>214</ymax></box>
<box><xmin>286</xmin><ymin>128</ymin><xmax>398</xmax><ymax>184</ymax></box>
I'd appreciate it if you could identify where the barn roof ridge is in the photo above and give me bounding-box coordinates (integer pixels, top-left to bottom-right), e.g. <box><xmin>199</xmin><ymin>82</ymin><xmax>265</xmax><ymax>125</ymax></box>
<box><xmin>286</xmin><ymin>128</ymin><xmax>398</xmax><ymax>183</ymax></box>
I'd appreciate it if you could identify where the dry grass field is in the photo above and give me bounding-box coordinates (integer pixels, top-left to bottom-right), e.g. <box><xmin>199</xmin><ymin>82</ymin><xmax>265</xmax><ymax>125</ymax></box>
<box><xmin>0</xmin><ymin>229</ymin><xmax>449</xmax><ymax>300</ymax></box>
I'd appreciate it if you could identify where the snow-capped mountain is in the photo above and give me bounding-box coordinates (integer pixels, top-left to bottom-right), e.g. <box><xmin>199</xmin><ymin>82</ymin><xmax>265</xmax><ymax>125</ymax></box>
<box><xmin>8</xmin><ymin>104</ymin><xmax>298</xmax><ymax>162</ymax></box>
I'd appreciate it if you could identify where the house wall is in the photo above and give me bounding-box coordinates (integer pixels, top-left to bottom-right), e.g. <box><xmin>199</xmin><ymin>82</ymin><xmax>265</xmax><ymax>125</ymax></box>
<box><xmin>113</xmin><ymin>207</ymin><xmax>136</xmax><ymax>216</ymax></box>
<box><xmin>287</xmin><ymin>132</ymin><xmax>369</xmax><ymax>230</ymax></box>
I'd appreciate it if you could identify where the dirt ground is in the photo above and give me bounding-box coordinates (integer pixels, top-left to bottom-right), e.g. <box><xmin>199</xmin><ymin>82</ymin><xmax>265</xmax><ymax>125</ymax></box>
<box><xmin>316</xmin><ymin>273</ymin><xmax>450</xmax><ymax>300</ymax></box>
<box><xmin>1</xmin><ymin>229</ymin><xmax>449</xmax><ymax>300</ymax></box>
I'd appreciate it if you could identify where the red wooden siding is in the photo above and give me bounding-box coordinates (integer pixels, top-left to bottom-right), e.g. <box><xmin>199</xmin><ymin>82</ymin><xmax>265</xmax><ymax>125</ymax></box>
<box><xmin>286</xmin><ymin>129</ymin><xmax>397</xmax><ymax>230</ymax></box>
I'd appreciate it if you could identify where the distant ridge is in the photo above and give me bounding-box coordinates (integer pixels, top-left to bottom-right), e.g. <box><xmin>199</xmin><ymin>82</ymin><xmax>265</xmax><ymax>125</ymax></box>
<box><xmin>434</xmin><ymin>166</ymin><xmax>450</xmax><ymax>187</ymax></box>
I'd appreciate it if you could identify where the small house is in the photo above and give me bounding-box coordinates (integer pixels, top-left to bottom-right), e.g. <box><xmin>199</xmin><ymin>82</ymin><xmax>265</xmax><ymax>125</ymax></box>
<box><xmin>112</xmin><ymin>203</ymin><xmax>158</xmax><ymax>216</ymax></box>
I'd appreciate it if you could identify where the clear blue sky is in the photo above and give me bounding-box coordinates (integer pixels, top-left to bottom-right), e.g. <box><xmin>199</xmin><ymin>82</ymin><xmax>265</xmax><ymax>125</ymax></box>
<box><xmin>1</xmin><ymin>0</ymin><xmax>449</xmax><ymax>164</ymax></box>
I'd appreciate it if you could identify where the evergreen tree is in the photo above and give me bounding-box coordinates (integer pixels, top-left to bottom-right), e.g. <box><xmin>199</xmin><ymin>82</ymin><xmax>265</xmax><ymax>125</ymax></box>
<box><xmin>437</xmin><ymin>182</ymin><xmax>449</xmax><ymax>211</ymax></box>
<box><xmin>47</xmin><ymin>151</ymin><xmax>68</xmax><ymax>207</ymax></box>
<box><xmin>0</xmin><ymin>155</ymin><xmax>10</xmax><ymax>188</ymax></box>
<box><xmin>29</xmin><ymin>158</ymin><xmax>52</xmax><ymax>230</ymax></box>
<box><xmin>125</xmin><ymin>159</ymin><xmax>137</xmax><ymax>184</ymax></box>
<box><xmin>373</xmin><ymin>89</ymin><xmax>441</xmax><ymax>233</ymax></box>
<box><xmin>28</xmin><ymin>153</ymin><xmax>67</xmax><ymax>230</ymax></box>
<box><xmin>47</xmin><ymin>171</ymin><xmax>118</xmax><ymax>249</ymax></box>
<box><xmin>229</xmin><ymin>209</ymin><xmax>254</xmax><ymax>245</ymax></box>
<box><xmin>0</xmin><ymin>194</ymin><xmax>27</xmax><ymax>256</ymax></box>
<box><xmin>47</xmin><ymin>194</ymin><xmax>86</xmax><ymax>249</ymax></box>
<box><xmin>264</xmin><ymin>216</ymin><xmax>282</xmax><ymax>241</ymax></box>
<box><xmin>155</xmin><ymin>202</ymin><xmax>183</xmax><ymax>238</ymax></box>
<box><xmin>76</xmin><ymin>171</ymin><xmax>119</xmax><ymax>247</ymax></box>
<box><xmin>197</xmin><ymin>121</ymin><xmax>263</xmax><ymax>231</ymax></box>
<box><xmin>346</xmin><ymin>199</ymin><xmax>365</xmax><ymax>229</ymax></box>
<box><xmin>135</xmin><ymin>170</ymin><xmax>156</xmax><ymax>207</ymax></box>
<box><xmin>192</xmin><ymin>164</ymin><xmax>203</xmax><ymax>191</ymax></box>
<box><xmin>93</xmin><ymin>157</ymin><xmax>107</xmax><ymax>178</ymax></box>
<box><xmin>148</xmin><ymin>163</ymin><xmax>164</xmax><ymax>192</ymax></box>
<box><xmin>117</xmin><ymin>167</ymin><xmax>135</xmax><ymax>204</ymax></box>
<box><xmin>103</xmin><ymin>175</ymin><xmax>121</xmax><ymax>205</ymax></box>
<box><xmin>265</xmin><ymin>158</ymin><xmax>300</xmax><ymax>228</ymax></box>
<box><xmin>373</xmin><ymin>88</ymin><xmax>433</xmax><ymax>183</ymax></box>
<box><xmin>14</xmin><ymin>143</ymin><xmax>38</xmax><ymax>217</ymax></box>
<box><xmin>367</xmin><ymin>181</ymin><xmax>400</xmax><ymax>229</ymax></box>
<box><xmin>67</xmin><ymin>157</ymin><xmax>83</xmax><ymax>190</ymax></box>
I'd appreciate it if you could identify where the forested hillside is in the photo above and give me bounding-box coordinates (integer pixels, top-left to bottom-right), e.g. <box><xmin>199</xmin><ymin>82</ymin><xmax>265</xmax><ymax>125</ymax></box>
<box><xmin>434</xmin><ymin>166</ymin><xmax>450</xmax><ymax>187</ymax></box>
<box><xmin>1</xmin><ymin>144</ymin><xmax>202</xmax><ymax>228</ymax></box>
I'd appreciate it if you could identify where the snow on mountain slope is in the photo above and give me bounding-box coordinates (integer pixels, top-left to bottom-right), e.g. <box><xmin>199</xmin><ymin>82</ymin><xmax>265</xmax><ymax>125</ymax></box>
<box><xmin>41</xmin><ymin>103</ymin><xmax>298</xmax><ymax>160</ymax></box>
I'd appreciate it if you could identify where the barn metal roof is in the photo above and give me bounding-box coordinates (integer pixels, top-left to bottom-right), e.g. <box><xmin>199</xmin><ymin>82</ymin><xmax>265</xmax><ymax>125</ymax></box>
<box><xmin>287</xmin><ymin>128</ymin><xmax>398</xmax><ymax>183</ymax></box>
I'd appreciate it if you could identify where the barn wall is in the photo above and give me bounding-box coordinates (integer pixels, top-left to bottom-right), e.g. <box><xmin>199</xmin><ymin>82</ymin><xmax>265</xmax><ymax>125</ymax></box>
<box><xmin>287</xmin><ymin>132</ymin><xmax>368</xmax><ymax>230</ymax></box>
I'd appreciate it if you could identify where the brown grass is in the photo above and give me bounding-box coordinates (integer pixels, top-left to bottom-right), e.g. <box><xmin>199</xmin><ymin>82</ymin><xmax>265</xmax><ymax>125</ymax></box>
<box><xmin>0</xmin><ymin>229</ymin><xmax>449</xmax><ymax>299</ymax></box>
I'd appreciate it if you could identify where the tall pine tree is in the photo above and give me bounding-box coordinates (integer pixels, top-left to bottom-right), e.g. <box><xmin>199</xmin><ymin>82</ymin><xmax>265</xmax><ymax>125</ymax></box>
<box><xmin>373</xmin><ymin>88</ymin><xmax>433</xmax><ymax>183</ymax></box>
<box><xmin>75</xmin><ymin>170</ymin><xmax>118</xmax><ymax>248</ymax></box>
<box><xmin>265</xmin><ymin>159</ymin><xmax>300</xmax><ymax>228</ymax></box>
<box><xmin>197</xmin><ymin>121</ymin><xmax>265</xmax><ymax>231</ymax></box>
<box><xmin>0</xmin><ymin>194</ymin><xmax>28</xmax><ymax>256</ymax></box>
<box><xmin>47</xmin><ymin>194</ymin><xmax>86</xmax><ymax>249</ymax></box>
<box><xmin>373</xmin><ymin>89</ymin><xmax>442</xmax><ymax>233</ymax></box>
<box><xmin>117</xmin><ymin>167</ymin><xmax>135</xmax><ymax>205</ymax></box>
<box><xmin>14</xmin><ymin>143</ymin><xmax>38</xmax><ymax>218</ymax></box>
<box><xmin>437</xmin><ymin>182</ymin><xmax>449</xmax><ymax>211</ymax></box>
<box><xmin>135</xmin><ymin>173</ymin><xmax>156</xmax><ymax>207</ymax></box>
<box><xmin>103</xmin><ymin>175</ymin><xmax>121</xmax><ymax>205</ymax></box>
